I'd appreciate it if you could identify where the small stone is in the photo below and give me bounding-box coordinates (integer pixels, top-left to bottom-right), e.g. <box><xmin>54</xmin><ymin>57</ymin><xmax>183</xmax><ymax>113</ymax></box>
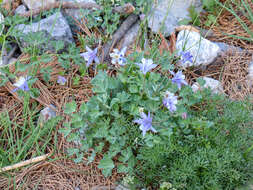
<box><xmin>22</xmin><ymin>0</ymin><xmax>56</xmax><ymax>10</ymax></box>
<box><xmin>38</xmin><ymin>105</ymin><xmax>56</xmax><ymax>126</ymax></box>
<box><xmin>148</xmin><ymin>0</ymin><xmax>202</xmax><ymax>37</ymax></box>
<box><xmin>214</xmin><ymin>42</ymin><xmax>243</xmax><ymax>55</ymax></box>
<box><xmin>8</xmin><ymin>58</ymin><xmax>17</xmax><ymax>65</ymax></box>
<box><xmin>121</xmin><ymin>21</ymin><xmax>140</xmax><ymax>48</ymax></box>
<box><xmin>14</xmin><ymin>12</ymin><xmax>74</xmax><ymax>52</ymax></box>
<box><xmin>115</xmin><ymin>185</ymin><xmax>130</xmax><ymax>190</ymax></box>
<box><xmin>176</xmin><ymin>30</ymin><xmax>221</xmax><ymax>68</ymax></box>
<box><xmin>191</xmin><ymin>77</ymin><xmax>223</xmax><ymax>94</ymax></box>
<box><xmin>14</xmin><ymin>5</ymin><xmax>27</xmax><ymax>15</ymax></box>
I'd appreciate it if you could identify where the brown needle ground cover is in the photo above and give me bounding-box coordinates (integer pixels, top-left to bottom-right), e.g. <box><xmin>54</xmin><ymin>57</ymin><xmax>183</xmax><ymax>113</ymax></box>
<box><xmin>0</xmin><ymin>0</ymin><xmax>252</xmax><ymax>189</ymax></box>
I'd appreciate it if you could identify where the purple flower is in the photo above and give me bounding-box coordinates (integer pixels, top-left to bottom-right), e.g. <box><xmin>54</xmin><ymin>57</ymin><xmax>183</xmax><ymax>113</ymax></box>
<box><xmin>163</xmin><ymin>91</ymin><xmax>178</xmax><ymax>112</ymax></box>
<box><xmin>134</xmin><ymin>111</ymin><xmax>157</xmax><ymax>137</ymax></box>
<box><xmin>110</xmin><ymin>47</ymin><xmax>127</xmax><ymax>66</ymax></box>
<box><xmin>182</xmin><ymin>112</ymin><xmax>187</xmax><ymax>119</ymax></box>
<box><xmin>170</xmin><ymin>70</ymin><xmax>187</xmax><ymax>89</ymax></box>
<box><xmin>13</xmin><ymin>76</ymin><xmax>31</xmax><ymax>92</ymax></box>
<box><xmin>80</xmin><ymin>46</ymin><xmax>99</xmax><ymax>67</ymax></box>
<box><xmin>180</xmin><ymin>51</ymin><xmax>193</xmax><ymax>64</ymax></box>
<box><xmin>57</xmin><ymin>76</ymin><xmax>67</xmax><ymax>85</ymax></box>
<box><xmin>139</xmin><ymin>13</ymin><xmax>145</xmax><ymax>21</ymax></box>
<box><xmin>135</xmin><ymin>58</ymin><xmax>157</xmax><ymax>75</ymax></box>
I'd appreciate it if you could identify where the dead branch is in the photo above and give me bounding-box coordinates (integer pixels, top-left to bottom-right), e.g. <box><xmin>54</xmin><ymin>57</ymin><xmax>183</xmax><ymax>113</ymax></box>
<box><xmin>18</xmin><ymin>2</ymin><xmax>135</xmax><ymax>17</ymax></box>
<box><xmin>0</xmin><ymin>153</ymin><xmax>50</xmax><ymax>173</ymax></box>
<box><xmin>101</xmin><ymin>14</ymin><xmax>138</xmax><ymax>62</ymax></box>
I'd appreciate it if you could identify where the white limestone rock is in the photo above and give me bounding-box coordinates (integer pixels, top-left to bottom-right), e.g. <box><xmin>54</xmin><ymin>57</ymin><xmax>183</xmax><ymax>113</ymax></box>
<box><xmin>14</xmin><ymin>12</ymin><xmax>74</xmax><ymax>52</ymax></box>
<box><xmin>148</xmin><ymin>0</ymin><xmax>202</xmax><ymax>37</ymax></box>
<box><xmin>192</xmin><ymin>77</ymin><xmax>223</xmax><ymax>94</ymax></box>
<box><xmin>176</xmin><ymin>30</ymin><xmax>221</xmax><ymax>68</ymax></box>
<box><xmin>22</xmin><ymin>0</ymin><xmax>56</xmax><ymax>10</ymax></box>
<box><xmin>14</xmin><ymin>5</ymin><xmax>27</xmax><ymax>15</ymax></box>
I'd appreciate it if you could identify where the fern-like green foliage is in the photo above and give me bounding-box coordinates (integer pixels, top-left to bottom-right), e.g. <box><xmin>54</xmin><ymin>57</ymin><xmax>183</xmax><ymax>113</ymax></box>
<box><xmin>136</xmin><ymin>95</ymin><xmax>253</xmax><ymax>189</ymax></box>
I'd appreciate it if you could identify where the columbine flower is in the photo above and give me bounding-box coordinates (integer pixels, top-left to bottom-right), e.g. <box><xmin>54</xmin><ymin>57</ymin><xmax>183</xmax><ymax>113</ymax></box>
<box><xmin>170</xmin><ymin>70</ymin><xmax>187</xmax><ymax>89</ymax></box>
<box><xmin>134</xmin><ymin>111</ymin><xmax>157</xmax><ymax>137</ymax></box>
<box><xmin>163</xmin><ymin>91</ymin><xmax>178</xmax><ymax>112</ymax></box>
<box><xmin>57</xmin><ymin>76</ymin><xmax>67</xmax><ymax>85</ymax></box>
<box><xmin>13</xmin><ymin>76</ymin><xmax>31</xmax><ymax>92</ymax></box>
<box><xmin>110</xmin><ymin>46</ymin><xmax>127</xmax><ymax>66</ymax></box>
<box><xmin>180</xmin><ymin>51</ymin><xmax>193</xmax><ymax>65</ymax></box>
<box><xmin>135</xmin><ymin>58</ymin><xmax>157</xmax><ymax>75</ymax></box>
<box><xmin>181</xmin><ymin>112</ymin><xmax>187</xmax><ymax>119</ymax></box>
<box><xmin>80</xmin><ymin>46</ymin><xmax>99</xmax><ymax>67</ymax></box>
<box><xmin>139</xmin><ymin>13</ymin><xmax>145</xmax><ymax>21</ymax></box>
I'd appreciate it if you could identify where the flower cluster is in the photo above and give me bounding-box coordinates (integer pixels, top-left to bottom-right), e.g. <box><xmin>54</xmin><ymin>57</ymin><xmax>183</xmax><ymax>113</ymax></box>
<box><xmin>133</xmin><ymin>52</ymin><xmax>193</xmax><ymax>137</ymax></box>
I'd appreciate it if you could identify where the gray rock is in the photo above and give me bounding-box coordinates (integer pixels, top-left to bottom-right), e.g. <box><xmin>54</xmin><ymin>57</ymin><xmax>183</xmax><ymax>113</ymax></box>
<box><xmin>14</xmin><ymin>12</ymin><xmax>74</xmax><ymax>52</ymax></box>
<box><xmin>121</xmin><ymin>21</ymin><xmax>140</xmax><ymax>48</ymax></box>
<box><xmin>0</xmin><ymin>12</ymin><xmax>4</xmax><ymax>36</ymax></box>
<box><xmin>214</xmin><ymin>42</ymin><xmax>244</xmax><ymax>55</ymax></box>
<box><xmin>8</xmin><ymin>58</ymin><xmax>17</xmax><ymax>65</ymax></box>
<box><xmin>14</xmin><ymin>5</ymin><xmax>27</xmax><ymax>15</ymax></box>
<box><xmin>148</xmin><ymin>0</ymin><xmax>202</xmax><ymax>37</ymax></box>
<box><xmin>38</xmin><ymin>105</ymin><xmax>56</xmax><ymax>126</ymax></box>
<box><xmin>192</xmin><ymin>77</ymin><xmax>223</xmax><ymax>94</ymax></box>
<box><xmin>22</xmin><ymin>0</ymin><xmax>56</xmax><ymax>10</ymax></box>
<box><xmin>60</xmin><ymin>0</ymin><xmax>97</xmax><ymax>36</ymax></box>
<box><xmin>176</xmin><ymin>30</ymin><xmax>221</xmax><ymax>68</ymax></box>
<box><xmin>115</xmin><ymin>185</ymin><xmax>130</xmax><ymax>190</ymax></box>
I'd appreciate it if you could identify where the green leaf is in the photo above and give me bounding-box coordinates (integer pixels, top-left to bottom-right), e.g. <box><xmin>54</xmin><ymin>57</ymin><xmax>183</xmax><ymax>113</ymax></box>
<box><xmin>117</xmin><ymin>164</ymin><xmax>129</xmax><ymax>173</ymax></box>
<box><xmin>71</xmin><ymin>113</ymin><xmax>82</xmax><ymax>123</ymax></box>
<box><xmin>29</xmin><ymin>88</ymin><xmax>40</xmax><ymax>98</ymax></box>
<box><xmin>67</xmin><ymin>148</ymin><xmax>79</xmax><ymax>156</ymax></box>
<box><xmin>64</xmin><ymin>101</ymin><xmax>77</xmax><ymax>114</ymax></box>
<box><xmin>129</xmin><ymin>84</ymin><xmax>138</xmax><ymax>93</ymax></box>
<box><xmin>58</xmin><ymin>127</ymin><xmax>71</xmax><ymax>138</ymax></box>
<box><xmin>80</xmin><ymin>103</ymin><xmax>88</xmax><ymax>114</ymax></box>
<box><xmin>73</xmin><ymin>152</ymin><xmax>84</xmax><ymax>163</ymax></box>
<box><xmin>98</xmin><ymin>156</ymin><xmax>115</xmax><ymax>177</ymax></box>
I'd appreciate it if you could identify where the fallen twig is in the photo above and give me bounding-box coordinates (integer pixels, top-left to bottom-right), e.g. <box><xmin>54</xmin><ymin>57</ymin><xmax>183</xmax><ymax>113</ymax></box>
<box><xmin>101</xmin><ymin>14</ymin><xmax>138</xmax><ymax>62</ymax></box>
<box><xmin>18</xmin><ymin>2</ymin><xmax>135</xmax><ymax>17</ymax></box>
<box><xmin>0</xmin><ymin>153</ymin><xmax>50</xmax><ymax>173</ymax></box>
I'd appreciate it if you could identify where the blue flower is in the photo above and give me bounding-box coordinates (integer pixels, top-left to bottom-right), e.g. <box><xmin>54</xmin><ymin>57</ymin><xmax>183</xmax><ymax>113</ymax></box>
<box><xmin>170</xmin><ymin>70</ymin><xmax>187</xmax><ymax>89</ymax></box>
<box><xmin>163</xmin><ymin>91</ymin><xmax>178</xmax><ymax>112</ymax></box>
<box><xmin>57</xmin><ymin>76</ymin><xmax>67</xmax><ymax>85</ymax></box>
<box><xmin>135</xmin><ymin>58</ymin><xmax>157</xmax><ymax>75</ymax></box>
<box><xmin>110</xmin><ymin>47</ymin><xmax>127</xmax><ymax>66</ymax></box>
<box><xmin>80</xmin><ymin>46</ymin><xmax>99</xmax><ymax>67</ymax></box>
<box><xmin>134</xmin><ymin>111</ymin><xmax>157</xmax><ymax>137</ymax></box>
<box><xmin>180</xmin><ymin>51</ymin><xmax>193</xmax><ymax>64</ymax></box>
<box><xmin>13</xmin><ymin>76</ymin><xmax>31</xmax><ymax>92</ymax></box>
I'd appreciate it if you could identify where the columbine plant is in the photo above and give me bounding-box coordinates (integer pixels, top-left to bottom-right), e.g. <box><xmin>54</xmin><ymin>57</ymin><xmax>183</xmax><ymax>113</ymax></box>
<box><xmin>13</xmin><ymin>76</ymin><xmax>31</xmax><ymax>92</ymax></box>
<box><xmin>110</xmin><ymin>46</ymin><xmax>127</xmax><ymax>66</ymax></box>
<box><xmin>57</xmin><ymin>76</ymin><xmax>67</xmax><ymax>85</ymax></box>
<box><xmin>163</xmin><ymin>91</ymin><xmax>178</xmax><ymax>112</ymax></box>
<box><xmin>180</xmin><ymin>51</ymin><xmax>193</xmax><ymax>65</ymax></box>
<box><xmin>61</xmin><ymin>49</ymin><xmax>218</xmax><ymax>179</ymax></box>
<box><xmin>134</xmin><ymin>111</ymin><xmax>157</xmax><ymax>137</ymax></box>
<box><xmin>170</xmin><ymin>70</ymin><xmax>187</xmax><ymax>89</ymax></box>
<box><xmin>80</xmin><ymin>46</ymin><xmax>99</xmax><ymax>67</ymax></box>
<box><xmin>135</xmin><ymin>58</ymin><xmax>157</xmax><ymax>75</ymax></box>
